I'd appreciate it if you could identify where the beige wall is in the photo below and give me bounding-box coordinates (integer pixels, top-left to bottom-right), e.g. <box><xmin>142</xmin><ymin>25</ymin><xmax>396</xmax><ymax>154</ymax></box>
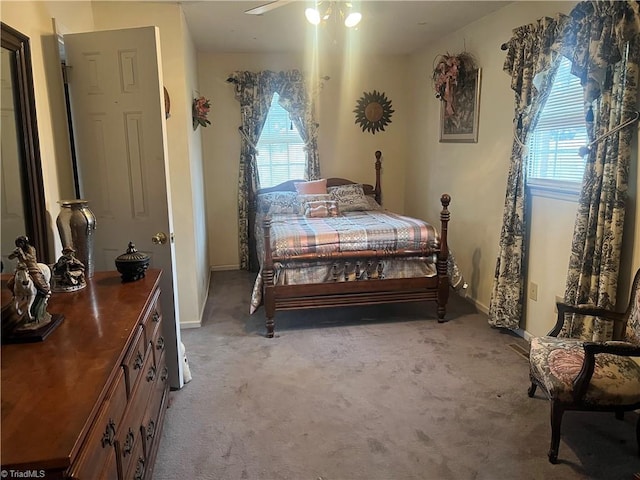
<box><xmin>2</xmin><ymin>1</ymin><xmax>209</xmax><ymax>327</ymax></box>
<box><xmin>406</xmin><ymin>0</ymin><xmax>639</xmax><ymax>337</ymax></box>
<box><xmin>181</xmin><ymin>9</ymin><xmax>211</xmax><ymax>325</ymax></box>
<box><xmin>199</xmin><ymin>52</ymin><xmax>410</xmax><ymax>269</ymax></box>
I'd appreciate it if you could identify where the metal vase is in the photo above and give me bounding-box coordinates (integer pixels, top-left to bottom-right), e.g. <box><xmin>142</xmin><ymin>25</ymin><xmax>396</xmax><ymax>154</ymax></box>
<box><xmin>56</xmin><ymin>200</ymin><xmax>97</xmax><ymax>278</ymax></box>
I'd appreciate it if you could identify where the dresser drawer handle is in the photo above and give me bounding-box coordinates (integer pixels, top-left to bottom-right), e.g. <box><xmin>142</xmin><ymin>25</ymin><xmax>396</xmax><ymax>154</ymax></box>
<box><xmin>146</xmin><ymin>420</ymin><xmax>156</xmax><ymax>441</ymax></box>
<box><xmin>156</xmin><ymin>336</ymin><xmax>165</xmax><ymax>351</ymax></box>
<box><xmin>160</xmin><ymin>366</ymin><xmax>169</xmax><ymax>382</ymax></box>
<box><xmin>134</xmin><ymin>456</ymin><xmax>145</xmax><ymax>480</ymax></box>
<box><xmin>123</xmin><ymin>428</ymin><xmax>135</xmax><ymax>457</ymax></box>
<box><xmin>152</xmin><ymin>311</ymin><xmax>160</xmax><ymax>322</ymax></box>
<box><xmin>133</xmin><ymin>351</ymin><xmax>144</xmax><ymax>370</ymax></box>
<box><xmin>146</xmin><ymin>365</ymin><xmax>157</xmax><ymax>382</ymax></box>
<box><xmin>101</xmin><ymin>419</ymin><xmax>116</xmax><ymax>448</ymax></box>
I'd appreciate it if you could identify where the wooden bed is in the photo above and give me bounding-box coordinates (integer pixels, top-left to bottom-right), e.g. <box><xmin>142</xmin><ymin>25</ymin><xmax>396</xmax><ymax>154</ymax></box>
<box><xmin>253</xmin><ymin>150</ymin><xmax>453</xmax><ymax>338</ymax></box>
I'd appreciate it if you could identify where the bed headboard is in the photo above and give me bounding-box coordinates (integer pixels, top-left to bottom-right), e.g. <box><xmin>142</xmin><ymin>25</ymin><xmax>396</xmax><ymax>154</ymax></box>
<box><xmin>256</xmin><ymin>150</ymin><xmax>382</xmax><ymax>205</ymax></box>
<box><xmin>248</xmin><ymin>150</ymin><xmax>382</xmax><ymax>271</ymax></box>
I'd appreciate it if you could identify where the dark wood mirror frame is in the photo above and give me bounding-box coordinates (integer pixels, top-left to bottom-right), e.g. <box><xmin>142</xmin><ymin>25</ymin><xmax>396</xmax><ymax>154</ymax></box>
<box><xmin>1</xmin><ymin>22</ymin><xmax>50</xmax><ymax>263</ymax></box>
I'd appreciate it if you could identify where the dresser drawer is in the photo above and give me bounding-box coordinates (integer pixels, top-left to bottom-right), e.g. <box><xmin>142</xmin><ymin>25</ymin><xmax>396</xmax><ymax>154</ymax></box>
<box><xmin>141</xmin><ymin>289</ymin><xmax>162</xmax><ymax>347</ymax></box>
<box><xmin>122</xmin><ymin>436</ymin><xmax>145</xmax><ymax>480</ymax></box>
<box><xmin>117</xmin><ymin>349</ymin><xmax>153</xmax><ymax>477</ymax></box>
<box><xmin>122</xmin><ymin>326</ymin><xmax>146</xmax><ymax>397</ymax></box>
<box><xmin>116</xmin><ymin>423</ymin><xmax>142</xmax><ymax>479</ymax></box>
<box><xmin>99</xmin><ymin>450</ymin><xmax>119</xmax><ymax>480</ymax></box>
<box><xmin>150</xmin><ymin>319</ymin><xmax>165</xmax><ymax>365</ymax></box>
<box><xmin>141</xmin><ymin>353</ymin><xmax>169</xmax><ymax>458</ymax></box>
<box><xmin>67</xmin><ymin>369</ymin><xmax>127</xmax><ymax>480</ymax></box>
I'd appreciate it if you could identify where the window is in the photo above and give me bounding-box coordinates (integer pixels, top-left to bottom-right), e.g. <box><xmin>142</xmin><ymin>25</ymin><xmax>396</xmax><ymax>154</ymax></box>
<box><xmin>526</xmin><ymin>56</ymin><xmax>588</xmax><ymax>197</ymax></box>
<box><xmin>255</xmin><ymin>93</ymin><xmax>306</xmax><ymax>188</ymax></box>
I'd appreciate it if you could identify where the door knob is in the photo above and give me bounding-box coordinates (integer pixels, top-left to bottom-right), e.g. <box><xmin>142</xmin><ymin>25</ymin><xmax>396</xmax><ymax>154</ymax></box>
<box><xmin>152</xmin><ymin>232</ymin><xmax>168</xmax><ymax>245</ymax></box>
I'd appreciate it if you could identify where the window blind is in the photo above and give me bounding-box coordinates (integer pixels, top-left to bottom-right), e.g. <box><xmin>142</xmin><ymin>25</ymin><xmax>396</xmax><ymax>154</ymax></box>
<box><xmin>256</xmin><ymin>93</ymin><xmax>306</xmax><ymax>188</ymax></box>
<box><xmin>526</xmin><ymin>56</ymin><xmax>588</xmax><ymax>188</ymax></box>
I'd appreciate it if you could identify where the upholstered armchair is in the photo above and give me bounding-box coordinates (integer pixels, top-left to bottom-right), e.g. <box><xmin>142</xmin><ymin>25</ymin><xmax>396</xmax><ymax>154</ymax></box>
<box><xmin>528</xmin><ymin>268</ymin><xmax>640</xmax><ymax>463</ymax></box>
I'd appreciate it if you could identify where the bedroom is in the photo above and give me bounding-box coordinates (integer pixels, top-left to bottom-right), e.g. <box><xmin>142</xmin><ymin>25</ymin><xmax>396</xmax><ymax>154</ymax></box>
<box><xmin>1</xmin><ymin>0</ymin><xmax>639</xmax><ymax>477</ymax></box>
<box><xmin>3</xmin><ymin>0</ymin><xmax>639</xmax><ymax>335</ymax></box>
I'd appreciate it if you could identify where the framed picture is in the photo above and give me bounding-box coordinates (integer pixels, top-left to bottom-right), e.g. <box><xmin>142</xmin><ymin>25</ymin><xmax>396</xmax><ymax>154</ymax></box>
<box><xmin>440</xmin><ymin>68</ymin><xmax>481</xmax><ymax>143</ymax></box>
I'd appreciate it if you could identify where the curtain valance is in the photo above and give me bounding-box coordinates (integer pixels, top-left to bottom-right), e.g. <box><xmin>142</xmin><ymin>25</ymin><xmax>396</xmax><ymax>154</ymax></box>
<box><xmin>503</xmin><ymin>1</ymin><xmax>640</xmax><ymax>111</ymax></box>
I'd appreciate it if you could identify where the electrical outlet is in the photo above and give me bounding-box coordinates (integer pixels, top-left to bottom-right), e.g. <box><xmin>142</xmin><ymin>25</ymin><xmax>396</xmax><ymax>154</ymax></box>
<box><xmin>528</xmin><ymin>282</ymin><xmax>538</xmax><ymax>301</ymax></box>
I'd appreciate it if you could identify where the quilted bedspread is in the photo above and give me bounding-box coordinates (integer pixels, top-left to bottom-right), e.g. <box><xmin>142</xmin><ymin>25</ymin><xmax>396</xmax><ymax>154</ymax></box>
<box><xmin>249</xmin><ymin>210</ymin><xmax>469</xmax><ymax>314</ymax></box>
<box><xmin>267</xmin><ymin>210</ymin><xmax>439</xmax><ymax>258</ymax></box>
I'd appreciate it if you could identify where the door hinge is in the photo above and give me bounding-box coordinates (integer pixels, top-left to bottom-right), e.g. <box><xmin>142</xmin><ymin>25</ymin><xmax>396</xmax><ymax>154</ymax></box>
<box><xmin>61</xmin><ymin>62</ymin><xmax>71</xmax><ymax>84</ymax></box>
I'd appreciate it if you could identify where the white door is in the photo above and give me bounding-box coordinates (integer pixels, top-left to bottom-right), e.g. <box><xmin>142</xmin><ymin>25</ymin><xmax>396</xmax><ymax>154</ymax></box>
<box><xmin>64</xmin><ymin>26</ymin><xmax>183</xmax><ymax>389</ymax></box>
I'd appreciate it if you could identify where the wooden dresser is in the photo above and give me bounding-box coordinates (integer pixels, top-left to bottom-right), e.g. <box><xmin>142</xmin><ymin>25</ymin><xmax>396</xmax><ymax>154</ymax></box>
<box><xmin>1</xmin><ymin>269</ymin><xmax>169</xmax><ymax>479</ymax></box>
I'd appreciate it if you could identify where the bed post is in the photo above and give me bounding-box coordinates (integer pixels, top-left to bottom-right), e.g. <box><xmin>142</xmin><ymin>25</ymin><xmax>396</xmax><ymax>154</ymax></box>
<box><xmin>263</xmin><ymin>217</ymin><xmax>276</xmax><ymax>337</ymax></box>
<box><xmin>374</xmin><ymin>150</ymin><xmax>382</xmax><ymax>206</ymax></box>
<box><xmin>437</xmin><ymin>194</ymin><xmax>451</xmax><ymax>322</ymax></box>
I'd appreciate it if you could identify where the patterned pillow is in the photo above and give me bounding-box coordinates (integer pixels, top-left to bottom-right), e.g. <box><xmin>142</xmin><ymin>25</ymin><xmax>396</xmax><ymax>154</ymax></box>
<box><xmin>294</xmin><ymin>179</ymin><xmax>327</xmax><ymax>194</ymax></box>
<box><xmin>304</xmin><ymin>200</ymin><xmax>340</xmax><ymax>218</ymax></box>
<box><xmin>328</xmin><ymin>184</ymin><xmax>371</xmax><ymax>212</ymax></box>
<box><xmin>256</xmin><ymin>191</ymin><xmax>298</xmax><ymax>215</ymax></box>
<box><xmin>297</xmin><ymin>193</ymin><xmax>332</xmax><ymax>213</ymax></box>
<box><xmin>365</xmin><ymin>196</ymin><xmax>382</xmax><ymax>211</ymax></box>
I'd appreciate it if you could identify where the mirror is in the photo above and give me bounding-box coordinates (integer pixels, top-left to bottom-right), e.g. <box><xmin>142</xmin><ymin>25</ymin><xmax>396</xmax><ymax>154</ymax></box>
<box><xmin>1</xmin><ymin>22</ymin><xmax>49</xmax><ymax>270</ymax></box>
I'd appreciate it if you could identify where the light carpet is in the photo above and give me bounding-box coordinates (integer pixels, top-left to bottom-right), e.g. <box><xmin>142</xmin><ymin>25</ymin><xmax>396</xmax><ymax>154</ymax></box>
<box><xmin>153</xmin><ymin>271</ymin><xmax>639</xmax><ymax>480</ymax></box>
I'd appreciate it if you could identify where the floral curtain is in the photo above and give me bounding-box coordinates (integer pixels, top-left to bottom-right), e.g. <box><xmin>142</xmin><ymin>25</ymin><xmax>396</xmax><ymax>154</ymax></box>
<box><xmin>557</xmin><ymin>1</ymin><xmax>640</xmax><ymax>316</ymax></box>
<box><xmin>228</xmin><ymin>69</ymin><xmax>321</xmax><ymax>270</ymax></box>
<box><xmin>488</xmin><ymin>15</ymin><xmax>568</xmax><ymax>330</ymax></box>
<box><xmin>277</xmin><ymin>70</ymin><xmax>322</xmax><ymax>180</ymax></box>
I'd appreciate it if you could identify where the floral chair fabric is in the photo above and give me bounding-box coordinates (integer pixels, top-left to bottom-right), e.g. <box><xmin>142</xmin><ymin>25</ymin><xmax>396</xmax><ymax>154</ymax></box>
<box><xmin>528</xmin><ymin>268</ymin><xmax>640</xmax><ymax>463</ymax></box>
<box><xmin>529</xmin><ymin>337</ymin><xmax>640</xmax><ymax>405</ymax></box>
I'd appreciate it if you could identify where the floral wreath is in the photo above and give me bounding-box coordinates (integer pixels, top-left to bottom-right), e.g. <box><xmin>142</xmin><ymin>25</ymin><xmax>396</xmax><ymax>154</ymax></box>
<box><xmin>192</xmin><ymin>96</ymin><xmax>211</xmax><ymax>130</ymax></box>
<box><xmin>432</xmin><ymin>52</ymin><xmax>477</xmax><ymax>117</ymax></box>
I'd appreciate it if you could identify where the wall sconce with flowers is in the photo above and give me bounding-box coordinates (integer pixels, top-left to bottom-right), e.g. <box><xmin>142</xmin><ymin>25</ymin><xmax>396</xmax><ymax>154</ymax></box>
<box><xmin>192</xmin><ymin>95</ymin><xmax>211</xmax><ymax>130</ymax></box>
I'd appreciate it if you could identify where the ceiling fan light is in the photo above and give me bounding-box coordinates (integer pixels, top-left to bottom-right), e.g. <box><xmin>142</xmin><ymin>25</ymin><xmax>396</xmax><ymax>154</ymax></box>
<box><xmin>344</xmin><ymin>12</ymin><xmax>362</xmax><ymax>27</ymax></box>
<box><xmin>305</xmin><ymin>8</ymin><xmax>321</xmax><ymax>25</ymax></box>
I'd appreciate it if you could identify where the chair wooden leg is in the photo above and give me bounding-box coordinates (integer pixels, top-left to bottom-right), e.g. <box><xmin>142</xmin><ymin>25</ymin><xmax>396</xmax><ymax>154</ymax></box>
<box><xmin>548</xmin><ymin>401</ymin><xmax>564</xmax><ymax>464</ymax></box>
<box><xmin>528</xmin><ymin>382</ymin><xmax>537</xmax><ymax>397</ymax></box>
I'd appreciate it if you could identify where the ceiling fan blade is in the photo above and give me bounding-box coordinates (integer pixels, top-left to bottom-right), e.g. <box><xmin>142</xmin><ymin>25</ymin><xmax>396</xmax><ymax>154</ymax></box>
<box><xmin>244</xmin><ymin>0</ymin><xmax>294</xmax><ymax>15</ymax></box>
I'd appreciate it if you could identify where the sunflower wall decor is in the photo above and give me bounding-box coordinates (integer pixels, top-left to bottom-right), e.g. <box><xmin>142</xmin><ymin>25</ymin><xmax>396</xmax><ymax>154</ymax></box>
<box><xmin>353</xmin><ymin>90</ymin><xmax>394</xmax><ymax>134</ymax></box>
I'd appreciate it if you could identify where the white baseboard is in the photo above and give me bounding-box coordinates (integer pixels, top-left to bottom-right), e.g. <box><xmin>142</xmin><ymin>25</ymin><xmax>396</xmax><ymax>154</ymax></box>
<box><xmin>211</xmin><ymin>264</ymin><xmax>240</xmax><ymax>271</ymax></box>
<box><xmin>463</xmin><ymin>295</ymin><xmax>489</xmax><ymax>315</ymax></box>
<box><xmin>517</xmin><ymin>329</ymin><xmax>533</xmax><ymax>342</ymax></box>
<box><xmin>462</xmin><ymin>295</ymin><xmax>531</xmax><ymax>342</ymax></box>
<box><xmin>179</xmin><ymin>268</ymin><xmax>214</xmax><ymax>330</ymax></box>
<box><xmin>180</xmin><ymin>320</ymin><xmax>201</xmax><ymax>329</ymax></box>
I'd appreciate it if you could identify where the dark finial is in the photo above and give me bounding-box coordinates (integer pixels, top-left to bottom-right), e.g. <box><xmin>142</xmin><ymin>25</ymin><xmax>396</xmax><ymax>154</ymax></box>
<box><xmin>375</xmin><ymin>150</ymin><xmax>382</xmax><ymax>161</ymax></box>
<box><xmin>440</xmin><ymin>193</ymin><xmax>451</xmax><ymax>208</ymax></box>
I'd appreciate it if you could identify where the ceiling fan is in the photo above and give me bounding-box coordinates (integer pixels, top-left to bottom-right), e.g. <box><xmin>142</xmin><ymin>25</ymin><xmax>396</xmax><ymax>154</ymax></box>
<box><xmin>245</xmin><ymin>1</ymin><xmax>362</xmax><ymax>27</ymax></box>
<box><xmin>244</xmin><ymin>0</ymin><xmax>294</xmax><ymax>16</ymax></box>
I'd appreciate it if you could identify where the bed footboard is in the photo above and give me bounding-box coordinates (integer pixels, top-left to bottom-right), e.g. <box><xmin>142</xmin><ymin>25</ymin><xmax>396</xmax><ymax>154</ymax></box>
<box><xmin>261</xmin><ymin>194</ymin><xmax>452</xmax><ymax>338</ymax></box>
